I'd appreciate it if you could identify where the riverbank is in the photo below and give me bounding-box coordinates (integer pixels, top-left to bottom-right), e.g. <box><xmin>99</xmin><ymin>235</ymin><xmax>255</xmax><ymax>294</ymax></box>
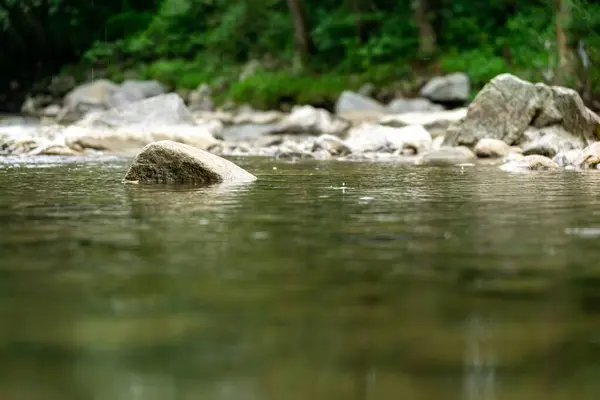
<box><xmin>2</xmin><ymin>72</ymin><xmax>600</xmax><ymax>173</ymax></box>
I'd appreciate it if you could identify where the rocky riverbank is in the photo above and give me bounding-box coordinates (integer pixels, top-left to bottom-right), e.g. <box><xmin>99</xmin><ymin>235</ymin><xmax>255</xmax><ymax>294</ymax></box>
<box><xmin>2</xmin><ymin>72</ymin><xmax>600</xmax><ymax>172</ymax></box>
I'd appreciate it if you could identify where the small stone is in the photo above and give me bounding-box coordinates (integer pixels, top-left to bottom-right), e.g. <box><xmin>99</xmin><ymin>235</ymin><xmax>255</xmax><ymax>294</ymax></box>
<box><xmin>474</xmin><ymin>138</ymin><xmax>512</xmax><ymax>158</ymax></box>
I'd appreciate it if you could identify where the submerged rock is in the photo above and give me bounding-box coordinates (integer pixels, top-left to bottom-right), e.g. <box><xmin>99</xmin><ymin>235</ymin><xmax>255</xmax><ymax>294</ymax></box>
<box><xmin>123</xmin><ymin>140</ymin><xmax>257</xmax><ymax>184</ymax></box>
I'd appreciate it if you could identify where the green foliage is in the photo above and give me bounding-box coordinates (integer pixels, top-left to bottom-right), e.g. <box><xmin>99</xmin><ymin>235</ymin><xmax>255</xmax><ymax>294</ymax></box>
<box><xmin>226</xmin><ymin>72</ymin><xmax>361</xmax><ymax>109</ymax></box>
<box><xmin>2</xmin><ymin>0</ymin><xmax>600</xmax><ymax>109</ymax></box>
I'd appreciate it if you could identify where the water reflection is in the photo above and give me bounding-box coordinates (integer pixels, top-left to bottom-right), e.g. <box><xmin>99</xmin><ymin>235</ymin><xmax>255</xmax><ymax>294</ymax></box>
<box><xmin>1</xmin><ymin>159</ymin><xmax>600</xmax><ymax>399</ymax></box>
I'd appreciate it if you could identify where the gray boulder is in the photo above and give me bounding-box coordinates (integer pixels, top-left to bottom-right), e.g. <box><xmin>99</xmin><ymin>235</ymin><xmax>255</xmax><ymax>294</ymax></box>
<box><xmin>123</xmin><ymin>140</ymin><xmax>257</xmax><ymax>184</ymax></box>
<box><xmin>335</xmin><ymin>91</ymin><xmax>385</xmax><ymax>115</ymax></box>
<box><xmin>444</xmin><ymin>74</ymin><xmax>600</xmax><ymax>151</ymax></box>
<box><xmin>420</xmin><ymin>72</ymin><xmax>470</xmax><ymax>102</ymax></box>
<box><xmin>58</xmin><ymin>79</ymin><xmax>167</xmax><ymax>123</ymax></box>
<box><xmin>63</xmin><ymin>94</ymin><xmax>220</xmax><ymax>153</ymax></box>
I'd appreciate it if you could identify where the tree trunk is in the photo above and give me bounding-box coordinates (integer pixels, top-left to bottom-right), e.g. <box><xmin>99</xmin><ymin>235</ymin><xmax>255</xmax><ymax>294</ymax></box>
<box><xmin>286</xmin><ymin>0</ymin><xmax>313</xmax><ymax>71</ymax></box>
<box><xmin>412</xmin><ymin>0</ymin><xmax>437</xmax><ymax>56</ymax></box>
<box><xmin>349</xmin><ymin>0</ymin><xmax>365</xmax><ymax>44</ymax></box>
<box><xmin>554</xmin><ymin>0</ymin><xmax>576</xmax><ymax>85</ymax></box>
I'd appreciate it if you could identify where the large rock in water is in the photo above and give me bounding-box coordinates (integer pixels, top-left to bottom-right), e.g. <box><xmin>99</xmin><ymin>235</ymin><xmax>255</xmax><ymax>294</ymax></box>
<box><xmin>123</xmin><ymin>140</ymin><xmax>257</xmax><ymax>184</ymax></box>
<box><xmin>444</xmin><ymin>74</ymin><xmax>600</xmax><ymax>155</ymax></box>
<box><xmin>63</xmin><ymin>93</ymin><xmax>220</xmax><ymax>153</ymax></box>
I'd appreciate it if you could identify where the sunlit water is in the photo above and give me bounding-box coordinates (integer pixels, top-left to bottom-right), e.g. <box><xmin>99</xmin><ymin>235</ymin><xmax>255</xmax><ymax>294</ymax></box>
<box><xmin>2</xmin><ymin>155</ymin><xmax>600</xmax><ymax>399</ymax></box>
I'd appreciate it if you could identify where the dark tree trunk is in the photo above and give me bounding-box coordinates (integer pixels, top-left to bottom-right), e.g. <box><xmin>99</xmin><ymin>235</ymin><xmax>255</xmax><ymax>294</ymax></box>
<box><xmin>286</xmin><ymin>0</ymin><xmax>314</xmax><ymax>70</ymax></box>
<box><xmin>412</xmin><ymin>0</ymin><xmax>437</xmax><ymax>56</ymax></box>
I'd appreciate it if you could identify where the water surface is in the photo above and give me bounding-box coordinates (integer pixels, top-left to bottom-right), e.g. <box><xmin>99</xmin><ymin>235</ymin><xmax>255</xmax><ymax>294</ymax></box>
<box><xmin>1</xmin><ymin>156</ymin><xmax>600</xmax><ymax>399</ymax></box>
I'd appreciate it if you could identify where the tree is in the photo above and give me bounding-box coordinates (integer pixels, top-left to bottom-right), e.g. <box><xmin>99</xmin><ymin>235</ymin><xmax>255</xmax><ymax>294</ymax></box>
<box><xmin>412</xmin><ymin>0</ymin><xmax>437</xmax><ymax>56</ymax></box>
<box><xmin>554</xmin><ymin>0</ymin><xmax>576</xmax><ymax>85</ymax></box>
<box><xmin>285</xmin><ymin>0</ymin><xmax>313</xmax><ymax>71</ymax></box>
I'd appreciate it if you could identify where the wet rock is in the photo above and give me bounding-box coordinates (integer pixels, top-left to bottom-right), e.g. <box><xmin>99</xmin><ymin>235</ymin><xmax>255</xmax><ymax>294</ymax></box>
<box><xmin>379</xmin><ymin>108</ymin><xmax>467</xmax><ymax>136</ymax></box>
<box><xmin>420</xmin><ymin>72</ymin><xmax>470</xmax><ymax>103</ymax></box>
<box><xmin>444</xmin><ymin>74</ymin><xmax>600</xmax><ymax>151</ymax></box>
<box><xmin>63</xmin><ymin>94</ymin><xmax>220</xmax><ymax>153</ymax></box>
<box><xmin>521</xmin><ymin>126</ymin><xmax>584</xmax><ymax>157</ymax></box>
<box><xmin>123</xmin><ymin>140</ymin><xmax>256</xmax><ymax>184</ymax></box>
<box><xmin>416</xmin><ymin>146</ymin><xmax>476</xmax><ymax>166</ymax></box>
<box><xmin>499</xmin><ymin>154</ymin><xmax>560</xmax><ymax>171</ymax></box>
<box><xmin>313</xmin><ymin>134</ymin><xmax>352</xmax><ymax>156</ymax></box>
<box><xmin>345</xmin><ymin>124</ymin><xmax>432</xmax><ymax>154</ymax></box>
<box><xmin>386</xmin><ymin>98</ymin><xmax>444</xmax><ymax>113</ymax></box>
<box><xmin>474</xmin><ymin>138</ymin><xmax>512</xmax><ymax>158</ymax></box>
<box><xmin>270</xmin><ymin>105</ymin><xmax>350</xmax><ymax>136</ymax></box>
<box><xmin>553</xmin><ymin>149</ymin><xmax>585</xmax><ymax>168</ymax></box>
<box><xmin>335</xmin><ymin>91</ymin><xmax>385</xmax><ymax>115</ymax></box>
<box><xmin>580</xmin><ymin>142</ymin><xmax>600</xmax><ymax>169</ymax></box>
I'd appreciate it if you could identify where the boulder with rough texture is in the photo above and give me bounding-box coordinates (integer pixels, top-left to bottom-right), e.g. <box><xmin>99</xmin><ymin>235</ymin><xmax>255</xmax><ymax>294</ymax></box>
<box><xmin>335</xmin><ymin>91</ymin><xmax>385</xmax><ymax>115</ymax></box>
<box><xmin>345</xmin><ymin>124</ymin><xmax>432</xmax><ymax>154</ymax></box>
<box><xmin>420</xmin><ymin>73</ymin><xmax>470</xmax><ymax>102</ymax></box>
<box><xmin>444</xmin><ymin>74</ymin><xmax>600</xmax><ymax>150</ymax></box>
<box><xmin>474</xmin><ymin>138</ymin><xmax>512</xmax><ymax>158</ymax></box>
<box><xmin>123</xmin><ymin>140</ymin><xmax>257</xmax><ymax>184</ymax></box>
<box><xmin>415</xmin><ymin>146</ymin><xmax>476</xmax><ymax>165</ymax></box>
<box><xmin>499</xmin><ymin>154</ymin><xmax>560</xmax><ymax>171</ymax></box>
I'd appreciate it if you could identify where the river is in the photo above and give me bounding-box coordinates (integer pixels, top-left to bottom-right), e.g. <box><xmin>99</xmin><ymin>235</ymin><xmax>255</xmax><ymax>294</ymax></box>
<box><xmin>1</xmin><ymin>155</ymin><xmax>600</xmax><ymax>399</ymax></box>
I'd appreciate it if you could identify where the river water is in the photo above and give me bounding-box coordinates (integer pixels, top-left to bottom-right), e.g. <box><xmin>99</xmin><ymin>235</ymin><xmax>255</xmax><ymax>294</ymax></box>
<box><xmin>1</xmin><ymin>155</ymin><xmax>600</xmax><ymax>399</ymax></box>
